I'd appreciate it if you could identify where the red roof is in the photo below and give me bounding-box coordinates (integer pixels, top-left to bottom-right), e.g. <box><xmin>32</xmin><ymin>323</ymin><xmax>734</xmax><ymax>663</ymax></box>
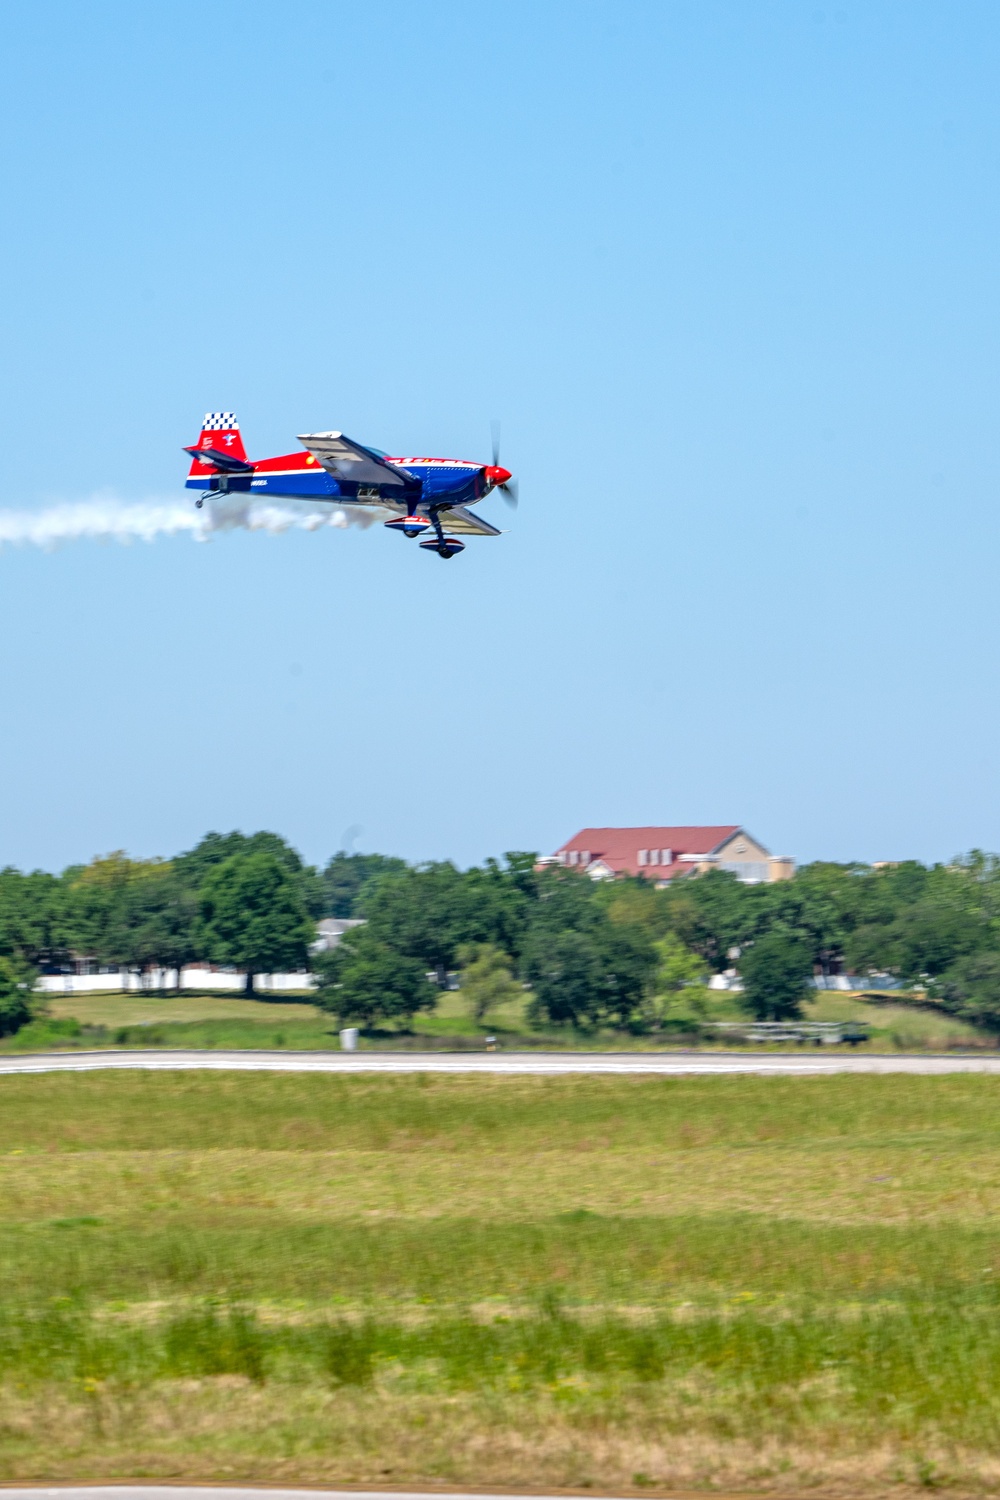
<box><xmin>553</xmin><ymin>826</ymin><xmax>744</xmax><ymax>881</ymax></box>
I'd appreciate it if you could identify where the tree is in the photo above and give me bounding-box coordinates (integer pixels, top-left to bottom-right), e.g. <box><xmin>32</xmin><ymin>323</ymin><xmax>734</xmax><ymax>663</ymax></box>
<box><xmin>654</xmin><ymin>932</ymin><xmax>709</xmax><ymax>992</ymax></box>
<box><xmin>591</xmin><ymin>921</ymin><xmax>658</xmax><ymax>1029</ymax></box>
<box><xmin>661</xmin><ymin>869</ymin><xmax>752</xmax><ymax>971</ymax></box>
<box><xmin>65</xmin><ymin>854</ymin><xmax>198</xmax><ymax>986</ymax></box>
<box><xmin>600</xmin><ymin>877</ymin><xmax>672</xmax><ymax>938</ymax></box>
<box><xmin>313</xmin><ymin>925</ymin><xmax>436</xmax><ymax>1026</ymax></box>
<box><xmin>739</xmin><ymin>932</ymin><xmax>813</xmax><ymax>1020</ymax></box>
<box><xmin>648</xmin><ymin>932</ymin><xmax>711</xmax><ymax>1027</ymax></box>
<box><xmin>456</xmin><ymin>942</ymin><xmax>522</xmax><ymax>1023</ymax></box>
<box><xmin>177</xmin><ymin>831</ymin><xmax>324</xmax><ymax>920</ymax></box>
<box><xmin>320</xmin><ymin>852</ymin><xmax>408</xmax><ymax>918</ymax></box>
<box><xmin>937</xmin><ymin>952</ymin><xmax>1000</xmax><ymax>1030</ymax></box>
<box><xmin>0</xmin><ymin>958</ymin><xmax>33</xmax><ymax>1036</ymax></box>
<box><xmin>520</xmin><ymin>866</ymin><xmax>656</xmax><ymax>1031</ymax></box>
<box><xmin>0</xmin><ymin>868</ymin><xmax>71</xmax><ymax>968</ymax></box>
<box><xmin>844</xmin><ymin>897</ymin><xmax>983</xmax><ymax>983</ymax></box>
<box><xmin>199</xmin><ymin>851</ymin><xmax>315</xmax><ymax>996</ymax></box>
<box><xmin>360</xmin><ymin>858</ymin><xmax>531</xmax><ymax>976</ymax></box>
<box><xmin>119</xmin><ymin>866</ymin><xmax>199</xmax><ymax>985</ymax></box>
<box><xmin>523</xmin><ymin>927</ymin><xmax>604</xmax><ymax>1029</ymax></box>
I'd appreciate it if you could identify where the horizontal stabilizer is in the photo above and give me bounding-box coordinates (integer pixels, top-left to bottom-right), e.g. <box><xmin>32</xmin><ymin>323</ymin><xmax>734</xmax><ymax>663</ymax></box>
<box><xmin>183</xmin><ymin>445</ymin><xmax>254</xmax><ymax>474</ymax></box>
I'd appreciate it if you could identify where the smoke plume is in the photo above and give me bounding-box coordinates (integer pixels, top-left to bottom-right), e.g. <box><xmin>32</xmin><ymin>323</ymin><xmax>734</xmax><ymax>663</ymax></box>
<box><xmin>0</xmin><ymin>496</ymin><xmax>384</xmax><ymax>552</ymax></box>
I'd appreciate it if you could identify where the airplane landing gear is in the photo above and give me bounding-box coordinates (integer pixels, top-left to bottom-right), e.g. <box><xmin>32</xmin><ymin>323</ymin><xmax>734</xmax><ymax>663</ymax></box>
<box><xmin>419</xmin><ymin>536</ymin><xmax>465</xmax><ymax>559</ymax></box>
<box><xmin>384</xmin><ymin>514</ymin><xmax>430</xmax><ymax>538</ymax></box>
<box><xmin>419</xmin><ymin>508</ymin><xmax>465</xmax><ymax>559</ymax></box>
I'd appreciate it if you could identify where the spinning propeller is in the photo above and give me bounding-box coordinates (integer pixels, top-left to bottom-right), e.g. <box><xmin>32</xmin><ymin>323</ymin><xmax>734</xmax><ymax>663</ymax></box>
<box><xmin>486</xmin><ymin>420</ymin><xmax>519</xmax><ymax>508</ymax></box>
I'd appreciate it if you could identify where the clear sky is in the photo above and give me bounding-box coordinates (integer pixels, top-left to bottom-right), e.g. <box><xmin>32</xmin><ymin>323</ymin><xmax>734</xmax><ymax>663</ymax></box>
<box><xmin>1</xmin><ymin>0</ymin><xmax>998</xmax><ymax>873</ymax></box>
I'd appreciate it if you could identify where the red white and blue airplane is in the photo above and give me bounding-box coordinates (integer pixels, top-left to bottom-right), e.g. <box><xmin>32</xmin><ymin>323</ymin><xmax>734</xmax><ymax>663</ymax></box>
<box><xmin>184</xmin><ymin>413</ymin><xmax>517</xmax><ymax>559</ymax></box>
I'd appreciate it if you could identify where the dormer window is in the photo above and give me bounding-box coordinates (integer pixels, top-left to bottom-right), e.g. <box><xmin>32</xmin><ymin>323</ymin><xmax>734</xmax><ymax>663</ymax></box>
<box><xmin>662</xmin><ymin>848</ymin><xmax>673</xmax><ymax>866</ymax></box>
<box><xmin>580</xmin><ymin>851</ymin><xmax>590</xmax><ymax>866</ymax></box>
<box><xmin>637</xmin><ymin>849</ymin><xmax>649</xmax><ymax>866</ymax></box>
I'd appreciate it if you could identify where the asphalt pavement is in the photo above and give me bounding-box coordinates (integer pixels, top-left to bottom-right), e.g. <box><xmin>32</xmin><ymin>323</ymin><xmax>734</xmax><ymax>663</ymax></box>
<box><xmin>1</xmin><ymin>1047</ymin><xmax>999</xmax><ymax>1075</ymax></box>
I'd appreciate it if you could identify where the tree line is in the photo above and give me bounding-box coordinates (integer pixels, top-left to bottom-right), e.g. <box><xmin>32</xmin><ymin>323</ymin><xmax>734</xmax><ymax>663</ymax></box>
<box><xmin>3</xmin><ymin>836</ymin><xmax>1000</xmax><ymax>1037</ymax></box>
<box><xmin>315</xmin><ymin>849</ymin><xmax>1000</xmax><ymax>1034</ymax></box>
<box><xmin>0</xmin><ymin>832</ymin><xmax>387</xmax><ymax>1033</ymax></box>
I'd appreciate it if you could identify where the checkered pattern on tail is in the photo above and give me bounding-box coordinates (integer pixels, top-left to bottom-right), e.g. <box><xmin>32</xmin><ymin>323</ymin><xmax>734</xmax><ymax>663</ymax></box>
<box><xmin>187</xmin><ymin>411</ymin><xmax>247</xmax><ymax>471</ymax></box>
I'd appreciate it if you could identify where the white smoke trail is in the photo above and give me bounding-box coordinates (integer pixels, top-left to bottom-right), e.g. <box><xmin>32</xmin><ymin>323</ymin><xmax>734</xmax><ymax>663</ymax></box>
<box><xmin>0</xmin><ymin>495</ymin><xmax>385</xmax><ymax>551</ymax></box>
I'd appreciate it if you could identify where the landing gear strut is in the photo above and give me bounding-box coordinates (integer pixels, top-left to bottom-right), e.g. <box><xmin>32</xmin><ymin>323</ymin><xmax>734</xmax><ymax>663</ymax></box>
<box><xmin>196</xmin><ymin>476</ymin><xmax>231</xmax><ymax>510</ymax></box>
<box><xmin>418</xmin><ymin>508</ymin><xmax>465</xmax><ymax>559</ymax></box>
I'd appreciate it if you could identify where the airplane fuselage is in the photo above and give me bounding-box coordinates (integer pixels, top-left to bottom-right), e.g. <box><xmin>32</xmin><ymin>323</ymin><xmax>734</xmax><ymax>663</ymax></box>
<box><xmin>186</xmin><ymin>451</ymin><xmax>489</xmax><ymax>510</ymax></box>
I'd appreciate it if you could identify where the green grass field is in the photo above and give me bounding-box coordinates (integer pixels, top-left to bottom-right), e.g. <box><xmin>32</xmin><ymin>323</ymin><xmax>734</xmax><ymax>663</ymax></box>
<box><xmin>3</xmin><ymin>1072</ymin><xmax>1000</xmax><ymax>1492</ymax></box>
<box><xmin>8</xmin><ymin>982</ymin><xmax>990</xmax><ymax>1054</ymax></box>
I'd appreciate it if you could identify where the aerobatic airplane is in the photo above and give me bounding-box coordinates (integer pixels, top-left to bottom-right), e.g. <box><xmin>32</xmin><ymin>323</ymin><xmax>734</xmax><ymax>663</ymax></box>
<box><xmin>184</xmin><ymin>413</ymin><xmax>517</xmax><ymax>559</ymax></box>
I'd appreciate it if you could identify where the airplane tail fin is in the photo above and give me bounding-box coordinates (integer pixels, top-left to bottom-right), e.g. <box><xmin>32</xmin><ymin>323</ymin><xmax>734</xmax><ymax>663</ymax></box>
<box><xmin>186</xmin><ymin>412</ymin><xmax>248</xmax><ymax>476</ymax></box>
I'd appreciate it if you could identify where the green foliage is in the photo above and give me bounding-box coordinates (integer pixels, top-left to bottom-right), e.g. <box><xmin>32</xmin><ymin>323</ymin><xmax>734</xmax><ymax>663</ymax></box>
<box><xmin>360</xmin><ymin>855</ymin><xmax>534</xmax><ymax>973</ymax></box>
<box><xmin>654</xmin><ymin>932</ymin><xmax>709</xmax><ymax>992</ymax></box>
<box><xmin>177</xmin><ymin>830</ymin><xmax>324</xmax><ymax>918</ymax></box>
<box><xmin>199</xmin><ymin>851</ymin><xmax>315</xmax><ymax>989</ymax></box>
<box><xmin>0</xmin><ymin>957</ymin><xmax>34</xmax><ymax>1036</ymax></box>
<box><xmin>321</xmin><ymin>851</ymin><xmax>407</xmax><ymax>917</ymax></box>
<box><xmin>524</xmin><ymin>927</ymin><xmax>602</xmax><ymax>1027</ymax></box>
<box><xmin>67</xmin><ymin>854</ymin><xmax>199</xmax><ymax>978</ymax></box>
<box><xmin>600</xmin><ymin>877</ymin><xmax>673</xmax><ymax>937</ymax></box>
<box><xmin>15</xmin><ymin>832</ymin><xmax>1000</xmax><ymax>1036</ymax></box>
<box><xmin>521</xmin><ymin>873</ymin><xmax>657</xmax><ymax>1029</ymax></box>
<box><xmin>0</xmin><ymin>868</ymin><xmax>70</xmax><ymax>967</ymax></box>
<box><xmin>739</xmin><ymin>932</ymin><xmax>813</xmax><ymax>1020</ymax></box>
<box><xmin>312</xmin><ymin>924</ymin><xmax>437</xmax><ymax>1026</ymax></box>
<box><xmin>456</xmin><ymin>941</ymin><xmax>523</xmax><ymax>1022</ymax></box>
<box><xmin>936</xmin><ymin>951</ymin><xmax>1000</xmax><ymax>1030</ymax></box>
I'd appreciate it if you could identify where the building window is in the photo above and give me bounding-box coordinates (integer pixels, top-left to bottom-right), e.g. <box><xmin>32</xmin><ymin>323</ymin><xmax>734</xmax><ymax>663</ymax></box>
<box><xmin>569</xmin><ymin>850</ymin><xmax>579</xmax><ymax>866</ymax></box>
<box><xmin>661</xmin><ymin>848</ymin><xmax>673</xmax><ymax>866</ymax></box>
<box><xmin>637</xmin><ymin>849</ymin><xmax>648</xmax><ymax>866</ymax></box>
<box><xmin>580</xmin><ymin>850</ymin><xmax>590</xmax><ymax>866</ymax></box>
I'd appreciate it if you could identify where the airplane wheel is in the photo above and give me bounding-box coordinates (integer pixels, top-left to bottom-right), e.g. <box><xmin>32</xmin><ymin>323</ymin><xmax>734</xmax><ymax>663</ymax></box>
<box><xmin>419</xmin><ymin>537</ymin><xmax>465</xmax><ymax>559</ymax></box>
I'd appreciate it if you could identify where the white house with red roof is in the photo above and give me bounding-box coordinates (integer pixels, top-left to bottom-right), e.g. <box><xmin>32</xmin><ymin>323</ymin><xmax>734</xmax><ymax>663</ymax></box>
<box><xmin>547</xmin><ymin>826</ymin><xmax>794</xmax><ymax>885</ymax></box>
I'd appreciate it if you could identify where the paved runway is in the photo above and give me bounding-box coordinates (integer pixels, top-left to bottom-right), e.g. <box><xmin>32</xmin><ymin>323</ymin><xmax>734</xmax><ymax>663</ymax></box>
<box><xmin>1</xmin><ymin>1046</ymin><xmax>999</xmax><ymax>1075</ymax></box>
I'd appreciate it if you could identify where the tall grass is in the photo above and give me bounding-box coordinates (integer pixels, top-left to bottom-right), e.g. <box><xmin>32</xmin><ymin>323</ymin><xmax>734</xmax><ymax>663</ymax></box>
<box><xmin>4</xmin><ymin>1214</ymin><xmax>1000</xmax><ymax>1304</ymax></box>
<box><xmin>4</xmin><ymin>1296</ymin><xmax>1000</xmax><ymax>1446</ymax></box>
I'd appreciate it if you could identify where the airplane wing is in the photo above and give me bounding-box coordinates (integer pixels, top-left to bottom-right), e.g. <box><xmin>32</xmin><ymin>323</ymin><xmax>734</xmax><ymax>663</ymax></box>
<box><xmin>435</xmin><ymin>504</ymin><xmax>502</xmax><ymax>536</ymax></box>
<box><xmin>297</xmin><ymin>431</ymin><xmax>411</xmax><ymax>489</ymax></box>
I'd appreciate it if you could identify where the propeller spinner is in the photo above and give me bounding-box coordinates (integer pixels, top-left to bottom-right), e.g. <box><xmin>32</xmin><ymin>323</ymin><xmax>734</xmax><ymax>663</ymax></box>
<box><xmin>485</xmin><ymin>420</ymin><xmax>518</xmax><ymax>508</ymax></box>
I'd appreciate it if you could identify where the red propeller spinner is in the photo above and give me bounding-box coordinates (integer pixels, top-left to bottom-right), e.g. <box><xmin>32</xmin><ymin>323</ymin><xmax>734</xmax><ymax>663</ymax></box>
<box><xmin>487</xmin><ymin>421</ymin><xmax>518</xmax><ymax>508</ymax></box>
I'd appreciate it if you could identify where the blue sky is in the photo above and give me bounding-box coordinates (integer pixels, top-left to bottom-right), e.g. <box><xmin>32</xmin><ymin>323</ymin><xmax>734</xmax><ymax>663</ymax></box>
<box><xmin>1</xmin><ymin>0</ymin><xmax>999</xmax><ymax>873</ymax></box>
